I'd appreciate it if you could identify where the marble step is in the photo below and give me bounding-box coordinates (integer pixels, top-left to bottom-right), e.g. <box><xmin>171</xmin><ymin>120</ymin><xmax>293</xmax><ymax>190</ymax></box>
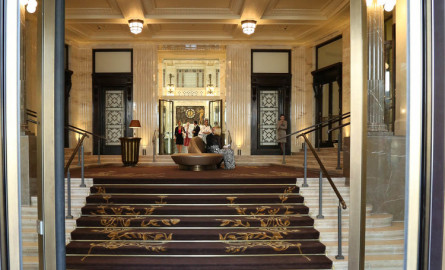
<box><xmin>23</xmin><ymin>256</ymin><xmax>39</xmax><ymax>270</ymax></box>
<box><xmin>318</xmin><ymin>223</ymin><xmax>404</xmax><ymax>241</ymax></box>
<box><xmin>22</xmin><ymin>242</ymin><xmax>38</xmax><ymax>256</ymax></box>
<box><xmin>314</xmin><ymin>214</ymin><xmax>393</xmax><ymax>229</ymax></box>
<box><xmin>331</xmin><ymin>254</ymin><xmax>404</xmax><ymax>270</ymax></box>
<box><xmin>325</xmin><ymin>239</ymin><xmax>404</xmax><ymax>255</ymax></box>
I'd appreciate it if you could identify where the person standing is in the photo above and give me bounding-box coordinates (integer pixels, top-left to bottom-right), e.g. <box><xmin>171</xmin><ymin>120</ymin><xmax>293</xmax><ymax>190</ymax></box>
<box><xmin>174</xmin><ymin>121</ymin><xmax>184</xmax><ymax>153</ymax></box>
<box><xmin>276</xmin><ymin>114</ymin><xmax>288</xmax><ymax>154</ymax></box>
<box><xmin>183</xmin><ymin>122</ymin><xmax>193</xmax><ymax>151</ymax></box>
<box><xmin>192</xmin><ymin>120</ymin><xmax>200</xmax><ymax>137</ymax></box>
<box><xmin>198</xmin><ymin>119</ymin><xmax>212</xmax><ymax>143</ymax></box>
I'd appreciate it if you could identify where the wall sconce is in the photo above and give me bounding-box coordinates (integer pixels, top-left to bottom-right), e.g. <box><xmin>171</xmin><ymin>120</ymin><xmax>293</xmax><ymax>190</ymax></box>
<box><xmin>367</xmin><ymin>0</ymin><xmax>396</xmax><ymax>11</ymax></box>
<box><xmin>129</xmin><ymin>120</ymin><xmax>141</xmax><ymax>137</ymax></box>
<box><xmin>206</xmin><ymin>74</ymin><xmax>215</xmax><ymax>96</ymax></box>
<box><xmin>166</xmin><ymin>74</ymin><xmax>175</xmax><ymax>96</ymax></box>
<box><xmin>128</xmin><ymin>19</ymin><xmax>144</xmax><ymax>35</ymax></box>
<box><xmin>241</xmin><ymin>20</ymin><xmax>257</xmax><ymax>35</ymax></box>
<box><xmin>23</xmin><ymin>0</ymin><xmax>37</xmax><ymax>13</ymax></box>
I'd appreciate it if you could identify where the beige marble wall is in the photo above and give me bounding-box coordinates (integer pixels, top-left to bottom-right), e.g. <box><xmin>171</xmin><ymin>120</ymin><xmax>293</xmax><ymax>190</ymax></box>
<box><xmin>395</xmin><ymin>0</ymin><xmax>407</xmax><ymax>136</ymax></box>
<box><xmin>342</xmin><ymin>27</ymin><xmax>351</xmax><ymax>137</ymax></box>
<box><xmin>304</xmin><ymin>46</ymin><xmax>316</xmax><ymax>145</ymax></box>
<box><xmin>69</xmin><ymin>45</ymin><xmax>93</xmax><ymax>152</ymax></box>
<box><xmin>291</xmin><ymin>46</ymin><xmax>308</xmax><ymax>152</ymax></box>
<box><xmin>133</xmin><ymin>45</ymin><xmax>158</xmax><ymax>154</ymax></box>
<box><xmin>225</xmin><ymin>45</ymin><xmax>251</xmax><ymax>155</ymax></box>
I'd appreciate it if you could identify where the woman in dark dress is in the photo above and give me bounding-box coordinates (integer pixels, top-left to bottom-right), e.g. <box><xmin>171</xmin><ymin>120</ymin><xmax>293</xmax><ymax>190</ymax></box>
<box><xmin>174</xmin><ymin>121</ymin><xmax>184</xmax><ymax>153</ymax></box>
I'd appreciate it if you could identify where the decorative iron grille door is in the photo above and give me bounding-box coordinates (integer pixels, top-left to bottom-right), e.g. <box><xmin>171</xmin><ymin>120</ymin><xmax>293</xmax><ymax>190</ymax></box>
<box><xmin>259</xmin><ymin>90</ymin><xmax>279</xmax><ymax>146</ymax></box>
<box><xmin>105</xmin><ymin>90</ymin><xmax>125</xmax><ymax>147</ymax></box>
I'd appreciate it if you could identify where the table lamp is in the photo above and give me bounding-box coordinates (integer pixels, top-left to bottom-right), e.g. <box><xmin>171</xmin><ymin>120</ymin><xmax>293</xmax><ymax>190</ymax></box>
<box><xmin>129</xmin><ymin>120</ymin><xmax>141</xmax><ymax>137</ymax></box>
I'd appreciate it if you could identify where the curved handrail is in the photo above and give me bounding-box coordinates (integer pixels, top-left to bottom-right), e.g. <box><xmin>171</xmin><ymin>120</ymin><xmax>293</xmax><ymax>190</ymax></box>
<box><xmin>64</xmin><ymin>133</ymin><xmax>89</xmax><ymax>174</ymax></box>
<box><xmin>327</xmin><ymin>122</ymin><xmax>350</xmax><ymax>134</ymax></box>
<box><xmin>278</xmin><ymin>112</ymin><xmax>350</xmax><ymax>141</ymax></box>
<box><xmin>297</xmin><ymin>133</ymin><xmax>347</xmax><ymax>209</ymax></box>
<box><xmin>67</xmin><ymin>124</ymin><xmax>106</xmax><ymax>140</ymax></box>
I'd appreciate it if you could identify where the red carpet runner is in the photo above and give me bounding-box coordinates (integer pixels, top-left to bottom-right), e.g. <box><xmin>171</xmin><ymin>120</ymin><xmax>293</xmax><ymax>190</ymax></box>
<box><xmin>66</xmin><ymin>176</ymin><xmax>332</xmax><ymax>269</ymax></box>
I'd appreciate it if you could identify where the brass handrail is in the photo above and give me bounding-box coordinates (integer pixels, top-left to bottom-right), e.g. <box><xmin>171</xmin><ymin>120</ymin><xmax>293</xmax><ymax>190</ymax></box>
<box><xmin>67</xmin><ymin>124</ymin><xmax>106</xmax><ymax>140</ymax></box>
<box><xmin>64</xmin><ymin>133</ymin><xmax>88</xmax><ymax>174</ymax></box>
<box><xmin>278</xmin><ymin>112</ymin><xmax>350</xmax><ymax>140</ymax></box>
<box><xmin>298</xmin><ymin>133</ymin><xmax>347</xmax><ymax>209</ymax></box>
<box><xmin>327</xmin><ymin>122</ymin><xmax>350</xmax><ymax>134</ymax></box>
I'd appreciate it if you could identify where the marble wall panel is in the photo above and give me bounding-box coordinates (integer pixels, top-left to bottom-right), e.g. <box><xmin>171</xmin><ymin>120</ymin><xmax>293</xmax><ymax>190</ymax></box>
<box><xmin>69</xmin><ymin>45</ymin><xmax>93</xmax><ymax>152</ymax></box>
<box><xmin>225</xmin><ymin>45</ymin><xmax>251</xmax><ymax>154</ymax></box>
<box><xmin>342</xmin><ymin>27</ymin><xmax>351</xmax><ymax>137</ymax></box>
<box><xmin>133</xmin><ymin>44</ymin><xmax>158</xmax><ymax>154</ymax></box>
<box><xmin>366</xmin><ymin>135</ymin><xmax>406</xmax><ymax>221</ymax></box>
<box><xmin>395</xmin><ymin>0</ymin><xmax>407</xmax><ymax>135</ymax></box>
<box><xmin>291</xmin><ymin>46</ymin><xmax>307</xmax><ymax>152</ymax></box>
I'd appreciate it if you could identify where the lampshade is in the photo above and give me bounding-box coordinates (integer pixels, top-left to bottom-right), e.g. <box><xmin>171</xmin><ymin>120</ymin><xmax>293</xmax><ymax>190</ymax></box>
<box><xmin>129</xmin><ymin>120</ymin><xmax>141</xmax><ymax>128</ymax></box>
<box><xmin>241</xmin><ymin>20</ymin><xmax>257</xmax><ymax>35</ymax></box>
<box><xmin>128</xmin><ymin>19</ymin><xmax>144</xmax><ymax>34</ymax></box>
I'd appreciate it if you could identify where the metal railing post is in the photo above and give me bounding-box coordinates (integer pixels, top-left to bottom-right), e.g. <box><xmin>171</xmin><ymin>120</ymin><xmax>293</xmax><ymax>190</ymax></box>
<box><xmin>336</xmin><ymin>129</ymin><xmax>342</xmax><ymax>169</ymax></box>
<box><xmin>98</xmin><ymin>138</ymin><xmax>101</xmax><ymax>164</ymax></box>
<box><xmin>317</xmin><ymin>169</ymin><xmax>324</xmax><ymax>219</ymax></box>
<box><xmin>302</xmin><ymin>142</ymin><xmax>308</xmax><ymax>187</ymax></box>
<box><xmin>77</xmin><ymin>143</ymin><xmax>81</xmax><ymax>165</ymax></box>
<box><xmin>80</xmin><ymin>143</ymin><xmax>86</xmax><ymax>187</ymax></box>
<box><xmin>282</xmin><ymin>143</ymin><xmax>286</xmax><ymax>164</ymax></box>
<box><xmin>335</xmin><ymin>200</ymin><xmax>344</xmax><ymax>259</ymax></box>
<box><xmin>66</xmin><ymin>169</ymin><xmax>73</xmax><ymax>219</ymax></box>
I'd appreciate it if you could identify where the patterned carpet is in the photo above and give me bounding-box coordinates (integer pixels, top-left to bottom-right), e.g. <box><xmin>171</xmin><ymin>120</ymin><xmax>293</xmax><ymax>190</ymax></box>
<box><xmin>66</xmin><ymin>167</ymin><xmax>333</xmax><ymax>269</ymax></box>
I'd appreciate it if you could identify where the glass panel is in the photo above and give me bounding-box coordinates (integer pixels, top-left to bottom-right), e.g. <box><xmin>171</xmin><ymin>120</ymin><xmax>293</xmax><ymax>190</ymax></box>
<box><xmin>104</xmin><ymin>90</ymin><xmax>125</xmax><ymax>146</ymax></box>
<box><xmin>321</xmin><ymin>84</ymin><xmax>330</xmax><ymax>142</ymax></box>
<box><xmin>259</xmin><ymin>90</ymin><xmax>279</xmax><ymax>146</ymax></box>
<box><xmin>159</xmin><ymin>100</ymin><xmax>174</xmax><ymax>155</ymax></box>
<box><xmin>331</xmin><ymin>82</ymin><xmax>340</xmax><ymax>141</ymax></box>
<box><xmin>209</xmin><ymin>100</ymin><xmax>221</xmax><ymax>128</ymax></box>
<box><xmin>20</xmin><ymin>3</ymin><xmax>42</xmax><ymax>268</ymax></box>
<box><xmin>364</xmin><ymin>3</ymin><xmax>405</xmax><ymax>269</ymax></box>
<box><xmin>317</xmin><ymin>38</ymin><xmax>342</xmax><ymax>69</ymax></box>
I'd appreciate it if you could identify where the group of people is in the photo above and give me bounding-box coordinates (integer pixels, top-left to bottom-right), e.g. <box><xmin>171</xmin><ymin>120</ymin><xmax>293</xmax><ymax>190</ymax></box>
<box><xmin>173</xmin><ymin>119</ymin><xmax>212</xmax><ymax>153</ymax></box>
<box><xmin>173</xmin><ymin>118</ymin><xmax>235</xmax><ymax>170</ymax></box>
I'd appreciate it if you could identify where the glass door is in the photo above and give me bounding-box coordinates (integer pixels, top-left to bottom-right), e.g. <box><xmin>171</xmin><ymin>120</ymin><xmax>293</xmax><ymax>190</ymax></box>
<box><xmin>159</xmin><ymin>100</ymin><xmax>174</xmax><ymax>155</ymax></box>
<box><xmin>209</xmin><ymin>100</ymin><xmax>222</xmax><ymax>129</ymax></box>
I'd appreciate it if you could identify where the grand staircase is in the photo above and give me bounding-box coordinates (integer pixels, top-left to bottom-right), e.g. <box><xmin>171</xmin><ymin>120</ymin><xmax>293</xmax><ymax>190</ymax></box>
<box><xmin>65</xmin><ymin>176</ymin><xmax>333</xmax><ymax>269</ymax></box>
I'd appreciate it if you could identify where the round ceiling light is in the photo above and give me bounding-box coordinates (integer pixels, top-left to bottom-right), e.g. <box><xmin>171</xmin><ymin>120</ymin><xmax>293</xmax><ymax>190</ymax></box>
<box><xmin>128</xmin><ymin>19</ymin><xmax>144</xmax><ymax>35</ymax></box>
<box><xmin>241</xmin><ymin>20</ymin><xmax>257</xmax><ymax>35</ymax></box>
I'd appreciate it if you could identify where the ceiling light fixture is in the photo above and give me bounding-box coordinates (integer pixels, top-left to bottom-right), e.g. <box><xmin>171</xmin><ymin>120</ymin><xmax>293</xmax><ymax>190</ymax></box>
<box><xmin>241</xmin><ymin>20</ymin><xmax>257</xmax><ymax>35</ymax></box>
<box><xmin>24</xmin><ymin>0</ymin><xmax>37</xmax><ymax>13</ymax></box>
<box><xmin>128</xmin><ymin>19</ymin><xmax>144</xmax><ymax>35</ymax></box>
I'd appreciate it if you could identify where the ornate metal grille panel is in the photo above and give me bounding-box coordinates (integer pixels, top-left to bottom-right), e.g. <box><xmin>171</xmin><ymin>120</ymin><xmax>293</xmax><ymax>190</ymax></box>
<box><xmin>177</xmin><ymin>69</ymin><xmax>204</xmax><ymax>88</ymax></box>
<box><xmin>259</xmin><ymin>90</ymin><xmax>279</xmax><ymax>146</ymax></box>
<box><xmin>105</xmin><ymin>90</ymin><xmax>125</xmax><ymax>146</ymax></box>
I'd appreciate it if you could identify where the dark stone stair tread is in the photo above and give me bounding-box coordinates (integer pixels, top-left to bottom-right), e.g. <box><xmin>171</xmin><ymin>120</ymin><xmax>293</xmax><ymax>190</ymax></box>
<box><xmin>81</xmin><ymin>204</ymin><xmax>309</xmax><ymax>215</ymax></box>
<box><xmin>66</xmin><ymin>255</ymin><xmax>332</xmax><ymax>269</ymax></box>
<box><xmin>76</xmin><ymin>215</ymin><xmax>315</xmax><ymax>227</ymax></box>
<box><xmin>86</xmin><ymin>194</ymin><xmax>304</xmax><ymax>204</ymax></box>
<box><xmin>90</xmin><ymin>185</ymin><xmax>299</xmax><ymax>194</ymax></box>
<box><xmin>93</xmin><ymin>177</ymin><xmax>298</xmax><ymax>185</ymax></box>
<box><xmin>66</xmin><ymin>240</ymin><xmax>327</xmax><ymax>255</ymax></box>
<box><xmin>70</xmin><ymin>227</ymin><xmax>320</xmax><ymax>241</ymax></box>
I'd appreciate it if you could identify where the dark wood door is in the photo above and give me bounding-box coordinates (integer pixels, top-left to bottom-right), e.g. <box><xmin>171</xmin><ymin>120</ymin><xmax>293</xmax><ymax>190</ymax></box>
<box><xmin>93</xmin><ymin>74</ymin><xmax>133</xmax><ymax>155</ymax></box>
<box><xmin>312</xmin><ymin>63</ymin><xmax>342</xmax><ymax>148</ymax></box>
<box><xmin>251</xmin><ymin>74</ymin><xmax>291</xmax><ymax>155</ymax></box>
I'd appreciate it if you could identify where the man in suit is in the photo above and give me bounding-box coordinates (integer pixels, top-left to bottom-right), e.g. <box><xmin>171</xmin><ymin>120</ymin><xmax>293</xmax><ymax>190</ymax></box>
<box><xmin>192</xmin><ymin>120</ymin><xmax>200</xmax><ymax>137</ymax></box>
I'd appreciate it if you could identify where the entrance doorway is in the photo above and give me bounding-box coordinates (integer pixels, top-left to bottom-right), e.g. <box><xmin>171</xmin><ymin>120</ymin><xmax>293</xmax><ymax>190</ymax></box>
<box><xmin>312</xmin><ymin>62</ymin><xmax>342</xmax><ymax>148</ymax></box>
<box><xmin>159</xmin><ymin>99</ymin><xmax>223</xmax><ymax>155</ymax></box>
